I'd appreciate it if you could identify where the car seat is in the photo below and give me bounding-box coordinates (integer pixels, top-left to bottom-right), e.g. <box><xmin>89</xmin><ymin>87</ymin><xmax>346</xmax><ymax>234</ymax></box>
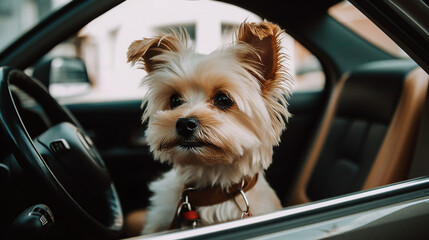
<box><xmin>290</xmin><ymin>60</ymin><xmax>428</xmax><ymax>204</ymax></box>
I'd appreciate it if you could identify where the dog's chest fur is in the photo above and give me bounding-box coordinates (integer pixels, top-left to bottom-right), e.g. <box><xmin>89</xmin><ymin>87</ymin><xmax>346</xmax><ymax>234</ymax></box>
<box><xmin>142</xmin><ymin>168</ymin><xmax>281</xmax><ymax>234</ymax></box>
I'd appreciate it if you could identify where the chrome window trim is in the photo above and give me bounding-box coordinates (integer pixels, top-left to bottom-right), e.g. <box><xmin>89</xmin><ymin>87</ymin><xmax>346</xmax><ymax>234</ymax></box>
<box><xmin>132</xmin><ymin>176</ymin><xmax>429</xmax><ymax>239</ymax></box>
<box><xmin>250</xmin><ymin>196</ymin><xmax>429</xmax><ymax>239</ymax></box>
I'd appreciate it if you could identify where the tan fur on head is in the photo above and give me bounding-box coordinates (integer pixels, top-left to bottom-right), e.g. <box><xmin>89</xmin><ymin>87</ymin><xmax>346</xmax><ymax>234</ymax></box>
<box><xmin>235</xmin><ymin>21</ymin><xmax>292</xmax><ymax>143</ymax></box>
<box><xmin>127</xmin><ymin>30</ymin><xmax>189</xmax><ymax>72</ymax></box>
<box><xmin>236</xmin><ymin>21</ymin><xmax>285</xmax><ymax>83</ymax></box>
<box><xmin>127</xmin><ymin>21</ymin><xmax>293</xmax><ymax>188</ymax></box>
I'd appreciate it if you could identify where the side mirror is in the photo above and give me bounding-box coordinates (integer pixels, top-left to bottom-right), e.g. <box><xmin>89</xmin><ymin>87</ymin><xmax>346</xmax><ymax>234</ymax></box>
<box><xmin>33</xmin><ymin>56</ymin><xmax>91</xmax><ymax>98</ymax></box>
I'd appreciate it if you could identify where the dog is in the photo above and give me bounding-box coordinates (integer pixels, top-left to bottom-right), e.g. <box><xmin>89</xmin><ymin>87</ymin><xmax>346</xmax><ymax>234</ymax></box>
<box><xmin>127</xmin><ymin>21</ymin><xmax>293</xmax><ymax>234</ymax></box>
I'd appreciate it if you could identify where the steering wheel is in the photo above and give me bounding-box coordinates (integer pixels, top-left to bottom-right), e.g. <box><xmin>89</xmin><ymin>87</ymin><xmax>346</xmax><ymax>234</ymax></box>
<box><xmin>0</xmin><ymin>67</ymin><xmax>123</xmax><ymax>239</ymax></box>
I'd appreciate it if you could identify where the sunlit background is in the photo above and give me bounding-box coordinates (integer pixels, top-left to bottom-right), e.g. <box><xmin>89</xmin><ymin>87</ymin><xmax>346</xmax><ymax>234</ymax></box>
<box><xmin>0</xmin><ymin>0</ymin><xmax>407</xmax><ymax>104</ymax></box>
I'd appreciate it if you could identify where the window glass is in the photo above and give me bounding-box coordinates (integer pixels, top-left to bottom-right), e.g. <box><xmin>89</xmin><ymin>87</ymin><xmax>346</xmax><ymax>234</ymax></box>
<box><xmin>0</xmin><ymin>0</ymin><xmax>72</xmax><ymax>52</ymax></box>
<box><xmin>329</xmin><ymin>1</ymin><xmax>409</xmax><ymax>58</ymax></box>
<box><xmin>29</xmin><ymin>0</ymin><xmax>325</xmax><ymax>104</ymax></box>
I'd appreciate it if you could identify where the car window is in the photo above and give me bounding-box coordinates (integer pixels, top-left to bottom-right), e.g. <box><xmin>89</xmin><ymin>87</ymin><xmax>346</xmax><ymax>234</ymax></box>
<box><xmin>27</xmin><ymin>0</ymin><xmax>325</xmax><ymax>104</ymax></box>
<box><xmin>0</xmin><ymin>0</ymin><xmax>72</xmax><ymax>52</ymax></box>
<box><xmin>329</xmin><ymin>1</ymin><xmax>410</xmax><ymax>58</ymax></box>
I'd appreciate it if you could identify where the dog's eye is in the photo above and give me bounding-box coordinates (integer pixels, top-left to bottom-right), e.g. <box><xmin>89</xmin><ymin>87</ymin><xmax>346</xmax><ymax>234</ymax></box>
<box><xmin>170</xmin><ymin>94</ymin><xmax>183</xmax><ymax>109</ymax></box>
<box><xmin>213</xmin><ymin>92</ymin><xmax>234</xmax><ymax>110</ymax></box>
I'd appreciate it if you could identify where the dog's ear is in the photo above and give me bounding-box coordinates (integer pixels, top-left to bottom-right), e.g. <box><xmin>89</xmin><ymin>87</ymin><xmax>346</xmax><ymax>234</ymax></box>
<box><xmin>236</xmin><ymin>21</ymin><xmax>286</xmax><ymax>86</ymax></box>
<box><xmin>236</xmin><ymin>21</ymin><xmax>292</xmax><ymax>143</ymax></box>
<box><xmin>127</xmin><ymin>33</ymin><xmax>185</xmax><ymax>72</ymax></box>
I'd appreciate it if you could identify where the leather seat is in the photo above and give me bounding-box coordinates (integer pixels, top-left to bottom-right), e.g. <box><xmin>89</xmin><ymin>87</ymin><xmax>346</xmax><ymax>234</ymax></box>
<box><xmin>290</xmin><ymin>60</ymin><xmax>429</xmax><ymax>204</ymax></box>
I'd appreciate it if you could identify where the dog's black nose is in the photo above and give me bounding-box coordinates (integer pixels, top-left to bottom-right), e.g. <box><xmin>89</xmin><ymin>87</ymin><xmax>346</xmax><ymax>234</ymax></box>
<box><xmin>176</xmin><ymin>117</ymin><xmax>199</xmax><ymax>137</ymax></box>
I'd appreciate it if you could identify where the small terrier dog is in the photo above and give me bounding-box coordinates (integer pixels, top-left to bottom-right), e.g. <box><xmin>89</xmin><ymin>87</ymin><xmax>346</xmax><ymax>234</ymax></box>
<box><xmin>127</xmin><ymin>21</ymin><xmax>293</xmax><ymax>234</ymax></box>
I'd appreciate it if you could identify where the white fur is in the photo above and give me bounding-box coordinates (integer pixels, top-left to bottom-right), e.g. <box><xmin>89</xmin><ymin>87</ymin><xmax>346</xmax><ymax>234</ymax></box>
<box><xmin>142</xmin><ymin>168</ymin><xmax>281</xmax><ymax>234</ymax></box>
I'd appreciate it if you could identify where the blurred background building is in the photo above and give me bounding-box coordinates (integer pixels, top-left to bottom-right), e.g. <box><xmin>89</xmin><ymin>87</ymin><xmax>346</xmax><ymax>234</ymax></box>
<box><xmin>0</xmin><ymin>0</ymin><xmax>408</xmax><ymax>103</ymax></box>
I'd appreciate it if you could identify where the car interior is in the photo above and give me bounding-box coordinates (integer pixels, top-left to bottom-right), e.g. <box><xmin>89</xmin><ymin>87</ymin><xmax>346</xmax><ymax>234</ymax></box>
<box><xmin>291</xmin><ymin>61</ymin><xmax>428</xmax><ymax>204</ymax></box>
<box><xmin>0</xmin><ymin>0</ymin><xmax>428</xmax><ymax>239</ymax></box>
